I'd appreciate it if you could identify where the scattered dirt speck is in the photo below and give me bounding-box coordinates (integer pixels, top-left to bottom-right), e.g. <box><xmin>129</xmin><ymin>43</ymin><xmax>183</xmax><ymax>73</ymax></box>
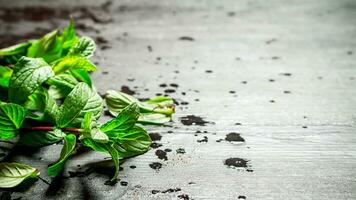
<box><xmin>225</xmin><ymin>133</ymin><xmax>245</xmax><ymax>142</ymax></box>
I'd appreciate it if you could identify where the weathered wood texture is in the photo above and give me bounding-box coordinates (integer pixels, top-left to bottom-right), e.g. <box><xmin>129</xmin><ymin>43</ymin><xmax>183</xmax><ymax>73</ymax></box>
<box><xmin>0</xmin><ymin>0</ymin><xmax>356</xmax><ymax>199</ymax></box>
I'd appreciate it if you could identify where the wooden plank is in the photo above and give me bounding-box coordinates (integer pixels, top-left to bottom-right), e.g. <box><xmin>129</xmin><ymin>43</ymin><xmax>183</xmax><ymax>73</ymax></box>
<box><xmin>1</xmin><ymin>0</ymin><xmax>356</xmax><ymax>199</ymax></box>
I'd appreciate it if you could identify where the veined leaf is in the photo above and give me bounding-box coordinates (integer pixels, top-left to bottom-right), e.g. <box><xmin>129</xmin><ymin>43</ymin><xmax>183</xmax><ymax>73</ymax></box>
<box><xmin>80</xmin><ymin>112</ymin><xmax>109</xmax><ymax>142</ymax></box>
<box><xmin>70</xmin><ymin>69</ymin><xmax>92</xmax><ymax>87</ymax></box>
<box><xmin>52</xmin><ymin>55</ymin><xmax>97</xmax><ymax>74</ymax></box>
<box><xmin>27</xmin><ymin>30</ymin><xmax>63</xmax><ymax>63</ymax></box>
<box><xmin>105</xmin><ymin>144</ymin><xmax>119</xmax><ymax>181</ymax></box>
<box><xmin>9</xmin><ymin>57</ymin><xmax>54</xmax><ymax>104</ymax></box>
<box><xmin>137</xmin><ymin>113</ymin><xmax>171</xmax><ymax>125</ymax></box>
<box><xmin>61</xmin><ymin>19</ymin><xmax>78</xmax><ymax>53</ymax></box>
<box><xmin>0</xmin><ymin>66</ymin><xmax>12</xmax><ymax>88</ymax></box>
<box><xmin>24</xmin><ymin>87</ymin><xmax>47</xmax><ymax>111</ymax></box>
<box><xmin>0</xmin><ymin>42</ymin><xmax>30</xmax><ymax>56</ymax></box>
<box><xmin>0</xmin><ymin>103</ymin><xmax>27</xmax><ymax>139</ymax></box>
<box><xmin>100</xmin><ymin>103</ymin><xmax>139</xmax><ymax>134</ymax></box>
<box><xmin>19</xmin><ymin>128</ymin><xmax>65</xmax><ymax>147</ymax></box>
<box><xmin>48</xmin><ymin>134</ymin><xmax>76</xmax><ymax>176</ymax></box>
<box><xmin>56</xmin><ymin>82</ymin><xmax>91</xmax><ymax>128</ymax></box>
<box><xmin>0</xmin><ymin>162</ymin><xmax>39</xmax><ymax>188</ymax></box>
<box><xmin>47</xmin><ymin>73</ymin><xmax>78</xmax><ymax>99</ymax></box>
<box><xmin>68</xmin><ymin>36</ymin><xmax>96</xmax><ymax>58</ymax></box>
<box><xmin>112</xmin><ymin>125</ymin><xmax>151</xmax><ymax>158</ymax></box>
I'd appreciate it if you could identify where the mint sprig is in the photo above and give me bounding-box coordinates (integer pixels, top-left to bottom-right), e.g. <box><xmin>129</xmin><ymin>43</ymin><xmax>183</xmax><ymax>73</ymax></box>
<box><xmin>0</xmin><ymin>21</ymin><xmax>175</xmax><ymax>188</ymax></box>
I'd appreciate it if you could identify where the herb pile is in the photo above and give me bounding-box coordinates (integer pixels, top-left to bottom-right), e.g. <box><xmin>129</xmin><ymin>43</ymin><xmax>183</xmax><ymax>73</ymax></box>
<box><xmin>0</xmin><ymin>21</ymin><xmax>175</xmax><ymax>188</ymax></box>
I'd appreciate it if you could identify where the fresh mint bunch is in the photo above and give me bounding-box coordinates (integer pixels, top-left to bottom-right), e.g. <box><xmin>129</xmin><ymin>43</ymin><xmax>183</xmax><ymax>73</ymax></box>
<box><xmin>0</xmin><ymin>20</ymin><xmax>175</xmax><ymax>188</ymax></box>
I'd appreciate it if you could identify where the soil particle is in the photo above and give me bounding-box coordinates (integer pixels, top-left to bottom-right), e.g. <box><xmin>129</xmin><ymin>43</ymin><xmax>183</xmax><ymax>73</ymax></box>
<box><xmin>149</xmin><ymin>133</ymin><xmax>162</xmax><ymax>141</ymax></box>
<box><xmin>170</xmin><ymin>83</ymin><xmax>179</xmax><ymax>88</ymax></box>
<box><xmin>224</xmin><ymin>158</ymin><xmax>252</xmax><ymax>172</ymax></box>
<box><xmin>205</xmin><ymin>70</ymin><xmax>213</xmax><ymax>73</ymax></box>
<box><xmin>159</xmin><ymin>83</ymin><xmax>167</xmax><ymax>87</ymax></box>
<box><xmin>164</xmin><ymin>89</ymin><xmax>176</xmax><ymax>93</ymax></box>
<box><xmin>120</xmin><ymin>181</ymin><xmax>128</xmax><ymax>186</ymax></box>
<box><xmin>155</xmin><ymin>149</ymin><xmax>168</xmax><ymax>160</ymax></box>
<box><xmin>197</xmin><ymin>136</ymin><xmax>208</xmax><ymax>143</ymax></box>
<box><xmin>150</xmin><ymin>142</ymin><xmax>163</xmax><ymax>149</ymax></box>
<box><xmin>104</xmin><ymin>179</ymin><xmax>118</xmax><ymax>186</ymax></box>
<box><xmin>121</xmin><ymin>85</ymin><xmax>135</xmax><ymax>95</ymax></box>
<box><xmin>149</xmin><ymin>162</ymin><xmax>162</xmax><ymax>171</ymax></box>
<box><xmin>179</xmin><ymin>36</ymin><xmax>194</xmax><ymax>41</ymax></box>
<box><xmin>164</xmin><ymin>148</ymin><xmax>172</xmax><ymax>152</ymax></box>
<box><xmin>178</xmin><ymin>194</ymin><xmax>190</xmax><ymax>200</ymax></box>
<box><xmin>225</xmin><ymin>133</ymin><xmax>245</xmax><ymax>142</ymax></box>
<box><xmin>238</xmin><ymin>195</ymin><xmax>247</xmax><ymax>199</ymax></box>
<box><xmin>280</xmin><ymin>73</ymin><xmax>292</xmax><ymax>76</ymax></box>
<box><xmin>180</xmin><ymin>115</ymin><xmax>210</xmax><ymax>126</ymax></box>
<box><xmin>176</xmin><ymin>148</ymin><xmax>186</xmax><ymax>154</ymax></box>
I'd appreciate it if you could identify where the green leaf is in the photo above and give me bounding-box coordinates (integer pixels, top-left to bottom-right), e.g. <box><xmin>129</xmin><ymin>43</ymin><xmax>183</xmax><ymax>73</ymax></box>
<box><xmin>105</xmin><ymin>90</ymin><xmax>174</xmax><ymax>124</ymax></box>
<box><xmin>0</xmin><ymin>103</ymin><xmax>27</xmax><ymax>139</ymax></box>
<box><xmin>48</xmin><ymin>134</ymin><xmax>76</xmax><ymax>176</ymax></box>
<box><xmin>61</xmin><ymin>19</ymin><xmax>78</xmax><ymax>53</ymax></box>
<box><xmin>0</xmin><ymin>66</ymin><xmax>12</xmax><ymax>88</ymax></box>
<box><xmin>68</xmin><ymin>36</ymin><xmax>96</xmax><ymax>58</ymax></box>
<box><xmin>112</xmin><ymin>126</ymin><xmax>151</xmax><ymax>158</ymax></box>
<box><xmin>52</xmin><ymin>55</ymin><xmax>97</xmax><ymax>74</ymax></box>
<box><xmin>27</xmin><ymin>30</ymin><xmax>63</xmax><ymax>63</ymax></box>
<box><xmin>24</xmin><ymin>87</ymin><xmax>47</xmax><ymax>111</ymax></box>
<box><xmin>105</xmin><ymin>144</ymin><xmax>119</xmax><ymax>181</ymax></box>
<box><xmin>47</xmin><ymin>73</ymin><xmax>78</xmax><ymax>99</ymax></box>
<box><xmin>70</xmin><ymin>69</ymin><xmax>92</xmax><ymax>87</ymax></box>
<box><xmin>19</xmin><ymin>128</ymin><xmax>65</xmax><ymax>147</ymax></box>
<box><xmin>56</xmin><ymin>82</ymin><xmax>91</xmax><ymax>128</ymax></box>
<box><xmin>80</xmin><ymin>112</ymin><xmax>109</xmax><ymax>142</ymax></box>
<box><xmin>100</xmin><ymin>103</ymin><xmax>139</xmax><ymax>134</ymax></box>
<box><xmin>0</xmin><ymin>162</ymin><xmax>40</xmax><ymax>188</ymax></box>
<box><xmin>56</xmin><ymin>82</ymin><xmax>103</xmax><ymax>127</ymax></box>
<box><xmin>9</xmin><ymin>57</ymin><xmax>54</xmax><ymax>104</ymax></box>
<box><xmin>0</xmin><ymin>42</ymin><xmax>30</xmax><ymax>56</ymax></box>
<box><xmin>137</xmin><ymin>113</ymin><xmax>171</xmax><ymax>125</ymax></box>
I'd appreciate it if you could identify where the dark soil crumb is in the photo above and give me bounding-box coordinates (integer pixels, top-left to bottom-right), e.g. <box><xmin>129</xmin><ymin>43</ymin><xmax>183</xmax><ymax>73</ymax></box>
<box><xmin>197</xmin><ymin>136</ymin><xmax>208</xmax><ymax>143</ymax></box>
<box><xmin>149</xmin><ymin>133</ymin><xmax>162</xmax><ymax>141</ymax></box>
<box><xmin>270</xmin><ymin>100</ymin><xmax>275</xmax><ymax>103</ymax></box>
<box><xmin>155</xmin><ymin>150</ymin><xmax>168</xmax><ymax>160</ymax></box>
<box><xmin>283</xmin><ymin>91</ymin><xmax>291</xmax><ymax>94</ymax></box>
<box><xmin>216</xmin><ymin>139</ymin><xmax>223</xmax><ymax>142</ymax></box>
<box><xmin>271</xmin><ymin>56</ymin><xmax>280</xmax><ymax>60</ymax></box>
<box><xmin>102</xmin><ymin>71</ymin><xmax>109</xmax><ymax>75</ymax></box>
<box><xmin>269</xmin><ymin>79</ymin><xmax>275</xmax><ymax>82</ymax></box>
<box><xmin>225</xmin><ymin>133</ymin><xmax>245</xmax><ymax>142</ymax></box>
<box><xmin>181</xmin><ymin>101</ymin><xmax>189</xmax><ymax>105</ymax></box>
<box><xmin>151</xmin><ymin>190</ymin><xmax>160</xmax><ymax>194</ymax></box>
<box><xmin>224</xmin><ymin>158</ymin><xmax>252</xmax><ymax>172</ymax></box>
<box><xmin>229</xmin><ymin>91</ymin><xmax>236</xmax><ymax>94</ymax></box>
<box><xmin>179</xmin><ymin>36</ymin><xmax>194</xmax><ymax>41</ymax></box>
<box><xmin>280</xmin><ymin>73</ymin><xmax>292</xmax><ymax>76</ymax></box>
<box><xmin>238</xmin><ymin>195</ymin><xmax>247</xmax><ymax>199</ymax></box>
<box><xmin>150</xmin><ymin>142</ymin><xmax>163</xmax><ymax>149</ymax></box>
<box><xmin>96</xmin><ymin>36</ymin><xmax>109</xmax><ymax>44</ymax></box>
<box><xmin>235</xmin><ymin>122</ymin><xmax>242</xmax><ymax>125</ymax></box>
<box><xmin>170</xmin><ymin>83</ymin><xmax>179</xmax><ymax>88</ymax></box>
<box><xmin>164</xmin><ymin>89</ymin><xmax>176</xmax><ymax>93</ymax></box>
<box><xmin>147</xmin><ymin>45</ymin><xmax>153</xmax><ymax>52</ymax></box>
<box><xmin>127</xmin><ymin>78</ymin><xmax>135</xmax><ymax>82</ymax></box>
<box><xmin>180</xmin><ymin>115</ymin><xmax>210</xmax><ymax>126</ymax></box>
<box><xmin>149</xmin><ymin>162</ymin><xmax>162</xmax><ymax>171</ymax></box>
<box><xmin>178</xmin><ymin>194</ymin><xmax>190</xmax><ymax>200</ymax></box>
<box><xmin>162</xmin><ymin>188</ymin><xmax>181</xmax><ymax>193</ymax></box>
<box><xmin>164</xmin><ymin>148</ymin><xmax>172</xmax><ymax>152</ymax></box>
<box><xmin>188</xmin><ymin>182</ymin><xmax>196</xmax><ymax>185</ymax></box>
<box><xmin>104</xmin><ymin>179</ymin><xmax>118</xmax><ymax>186</ymax></box>
<box><xmin>129</xmin><ymin>165</ymin><xmax>136</xmax><ymax>169</ymax></box>
<box><xmin>265</xmin><ymin>38</ymin><xmax>277</xmax><ymax>44</ymax></box>
<box><xmin>205</xmin><ymin>70</ymin><xmax>213</xmax><ymax>73</ymax></box>
<box><xmin>159</xmin><ymin>83</ymin><xmax>167</xmax><ymax>88</ymax></box>
<box><xmin>120</xmin><ymin>181</ymin><xmax>128</xmax><ymax>186</ymax></box>
<box><xmin>176</xmin><ymin>148</ymin><xmax>186</xmax><ymax>154</ymax></box>
<box><xmin>241</xmin><ymin>81</ymin><xmax>247</xmax><ymax>84</ymax></box>
<box><xmin>121</xmin><ymin>85</ymin><xmax>135</xmax><ymax>95</ymax></box>
<box><xmin>227</xmin><ymin>11</ymin><xmax>235</xmax><ymax>17</ymax></box>
<box><xmin>302</xmin><ymin>126</ymin><xmax>308</xmax><ymax>129</ymax></box>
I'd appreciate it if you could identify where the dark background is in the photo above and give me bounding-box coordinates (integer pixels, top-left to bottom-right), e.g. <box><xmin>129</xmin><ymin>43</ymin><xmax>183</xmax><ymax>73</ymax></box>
<box><xmin>0</xmin><ymin>0</ymin><xmax>356</xmax><ymax>199</ymax></box>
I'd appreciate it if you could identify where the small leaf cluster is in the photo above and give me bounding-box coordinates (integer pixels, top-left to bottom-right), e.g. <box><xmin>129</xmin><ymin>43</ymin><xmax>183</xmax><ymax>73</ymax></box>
<box><xmin>0</xmin><ymin>21</ymin><xmax>175</xmax><ymax>188</ymax></box>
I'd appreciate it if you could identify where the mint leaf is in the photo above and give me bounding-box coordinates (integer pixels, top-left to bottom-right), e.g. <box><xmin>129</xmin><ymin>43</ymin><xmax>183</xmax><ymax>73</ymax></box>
<box><xmin>137</xmin><ymin>113</ymin><xmax>171</xmax><ymax>125</ymax></box>
<box><xmin>9</xmin><ymin>57</ymin><xmax>54</xmax><ymax>104</ymax></box>
<box><xmin>27</xmin><ymin>30</ymin><xmax>63</xmax><ymax>63</ymax></box>
<box><xmin>0</xmin><ymin>103</ymin><xmax>27</xmax><ymax>139</ymax></box>
<box><xmin>112</xmin><ymin>125</ymin><xmax>151</xmax><ymax>158</ymax></box>
<box><xmin>48</xmin><ymin>134</ymin><xmax>76</xmax><ymax>176</ymax></box>
<box><xmin>100</xmin><ymin>103</ymin><xmax>139</xmax><ymax>134</ymax></box>
<box><xmin>80</xmin><ymin>112</ymin><xmax>109</xmax><ymax>142</ymax></box>
<box><xmin>68</xmin><ymin>36</ymin><xmax>96</xmax><ymax>58</ymax></box>
<box><xmin>61</xmin><ymin>19</ymin><xmax>78</xmax><ymax>54</ymax></box>
<box><xmin>0</xmin><ymin>162</ymin><xmax>40</xmax><ymax>188</ymax></box>
<box><xmin>0</xmin><ymin>66</ymin><xmax>12</xmax><ymax>88</ymax></box>
<box><xmin>56</xmin><ymin>82</ymin><xmax>91</xmax><ymax>128</ymax></box>
<box><xmin>19</xmin><ymin>128</ymin><xmax>65</xmax><ymax>147</ymax></box>
<box><xmin>105</xmin><ymin>144</ymin><xmax>119</xmax><ymax>181</ymax></box>
<box><xmin>52</xmin><ymin>55</ymin><xmax>97</xmax><ymax>74</ymax></box>
<box><xmin>0</xmin><ymin>42</ymin><xmax>30</xmax><ymax>57</ymax></box>
<box><xmin>70</xmin><ymin>69</ymin><xmax>92</xmax><ymax>87</ymax></box>
<box><xmin>47</xmin><ymin>73</ymin><xmax>78</xmax><ymax>99</ymax></box>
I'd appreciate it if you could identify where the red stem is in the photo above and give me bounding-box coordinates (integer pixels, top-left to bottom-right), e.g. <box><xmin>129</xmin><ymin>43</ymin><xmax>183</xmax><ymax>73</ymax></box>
<box><xmin>21</xmin><ymin>126</ymin><xmax>83</xmax><ymax>134</ymax></box>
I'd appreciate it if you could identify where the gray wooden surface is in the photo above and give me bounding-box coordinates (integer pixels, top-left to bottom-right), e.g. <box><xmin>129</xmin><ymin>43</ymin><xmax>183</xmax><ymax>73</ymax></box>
<box><xmin>1</xmin><ymin>0</ymin><xmax>356</xmax><ymax>199</ymax></box>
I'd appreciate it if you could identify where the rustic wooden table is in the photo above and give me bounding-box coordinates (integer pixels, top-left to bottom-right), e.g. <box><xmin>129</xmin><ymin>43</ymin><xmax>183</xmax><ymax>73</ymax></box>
<box><xmin>0</xmin><ymin>0</ymin><xmax>356</xmax><ymax>199</ymax></box>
